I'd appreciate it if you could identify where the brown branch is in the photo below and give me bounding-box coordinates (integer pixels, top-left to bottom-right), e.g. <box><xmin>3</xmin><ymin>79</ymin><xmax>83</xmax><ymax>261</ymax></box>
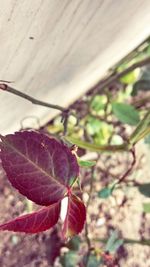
<box><xmin>90</xmin><ymin>56</ymin><xmax>150</xmax><ymax>96</ymax></box>
<box><xmin>0</xmin><ymin>83</ymin><xmax>66</xmax><ymax>112</ymax></box>
<box><xmin>117</xmin><ymin>147</ymin><xmax>136</xmax><ymax>185</ymax></box>
<box><xmin>0</xmin><ymin>82</ymin><xmax>72</xmax><ymax>134</ymax></box>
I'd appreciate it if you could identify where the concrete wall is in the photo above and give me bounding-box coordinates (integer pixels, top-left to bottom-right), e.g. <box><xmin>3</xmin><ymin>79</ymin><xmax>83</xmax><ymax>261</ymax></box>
<box><xmin>0</xmin><ymin>0</ymin><xmax>150</xmax><ymax>134</ymax></box>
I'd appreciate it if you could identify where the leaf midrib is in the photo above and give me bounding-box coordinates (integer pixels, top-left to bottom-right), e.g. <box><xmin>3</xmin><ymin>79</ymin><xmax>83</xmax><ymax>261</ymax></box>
<box><xmin>2</xmin><ymin>137</ymin><xmax>66</xmax><ymax>189</ymax></box>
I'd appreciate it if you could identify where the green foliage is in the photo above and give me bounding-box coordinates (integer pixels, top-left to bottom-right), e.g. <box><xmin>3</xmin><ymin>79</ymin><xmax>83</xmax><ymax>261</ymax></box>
<box><xmin>120</xmin><ymin>70</ymin><xmax>138</xmax><ymax>85</ymax></box>
<box><xmin>60</xmin><ymin>237</ymin><xmax>81</xmax><ymax>267</ymax></box>
<box><xmin>86</xmin><ymin>255</ymin><xmax>102</xmax><ymax>267</ymax></box>
<box><xmin>86</xmin><ymin>117</ymin><xmax>113</xmax><ymax>145</ymax></box>
<box><xmin>143</xmin><ymin>203</ymin><xmax>150</xmax><ymax>213</ymax></box>
<box><xmin>67</xmin><ymin>236</ymin><xmax>81</xmax><ymax>251</ymax></box>
<box><xmin>98</xmin><ymin>185</ymin><xmax>115</xmax><ymax>199</ymax></box>
<box><xmin>138</xmin><ymin>183</ymin><xmax>150</xmax><ymax>198</ymax></box>
<box><xmin>90</xmin><ymin>95</ymin><xmax>107</xmax><ymax>112</ymax></box>
<box><xmin>105</xmin><ymin>230</ymin><xmax>124</xmax><ymax>253</ymax></box>
<box><xmin>60</xmin><ymin>251</ymin><xmax>78</xmax><ymax>267</ymax></box>
<box><xmin>145</xmin><ymin>134</ymin><xmax>150</xmax><ymax>145</ymax></box>
<box><xmin>130</xmin><ymin>110</ymin><xmax>150</xmax><ymax>145</ymax></box>
<box><xmin>86</xmin><ymin>117</ymin><xmax>102</xmax><ymax>135</ymax></box>
<box><xmin>112</xmin><ymin>102</ymin><xmax>140</xmax><ymax>125</ymax></box>
<box><xmin>78</xmin><ymin>158</ymin><xmax>96</xmax><ymax>167</ymax></box>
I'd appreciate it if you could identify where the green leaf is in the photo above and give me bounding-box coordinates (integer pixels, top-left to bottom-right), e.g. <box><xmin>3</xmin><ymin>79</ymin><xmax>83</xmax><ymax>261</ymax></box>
<box><xmin>110</xmin><ymin>239</ymin><xmax>124</xmax><ymax>252</ymax></box>
<box><xmin>105</xmin><ymin>230</ymin><xmax>123</xmax><ymax>253</ymax></box>
<box><xmin>87</xmin><ymin>255</ymin><xmax>102</xmax><ymax>267</ymax></box>
<box><xmin>98</xmin><ymin>184</ymin><xmax>116</xmax><ymax>199</ymax></box>
<box><xmin>67</xmin><ymin>236</ymin><xmax>81</xmax><ymax>251</ymax></box>
<box><xmin>60</xmin><ymin>251</ymin><xmax>78</xmax><ymax>267</ymax></box>
<box><xmin>90</xmin><ymin>95</ymin><xmax>107</xmax><ymax>112</ymax></box>
<box><xmin>145</xmin><ymin>133</ymin><xmax>150</xmax><ymax>143</ymax></box>
<box><xmin>78</xmin><ymin>158</ymin><xmax>96</xmax><ymax>167</ymax></box>
<box><xmin>98</xmin><ymin>187</ymin><xmax>114</xmax><ymax>199</ymax></box>
<box><xmin>86</xmin><ymin>117</ymin><xmax>102</xmax><ymax>135</ymax></box>
<box><xmin>112</xmin><ymin>102</ymin><xmax>140</xmax><ymax>125</ymax></box>
<box><xmin>83</xmin><ymin>254</ymin><xmax>102</xmax><ymax>267</ymax></box>
<box><xmin>94</xmin><ymin>122</ymin><xmax>113</xmax><ymax>145</ymax></box>
<box><xmin>145</xmin><ymin>134</ymin><xmax>150</xmax><ymax>145</ymax></box>
<box><xmin>86</xmin><ymin>119</ymin><xmax>113</xmax><ymax>145</ymax></box>
<box><xmin>143</xmin><ymin>203</ymin><xmax>150</xmax><ymax>213</ymax></box>
<box><xmin>120</xmin><ymin>70</ymin><xmax>137</xmax><ymax>84</ymax></box>
<box><xmin>138</xmin><ymin>183</ymin><xmax>150</xmax><ymax>198</ymax></box>
<box><xmin>130</xmin><ymin>110</ymin><xmax>150</xmax><ymax>145</ymax></box>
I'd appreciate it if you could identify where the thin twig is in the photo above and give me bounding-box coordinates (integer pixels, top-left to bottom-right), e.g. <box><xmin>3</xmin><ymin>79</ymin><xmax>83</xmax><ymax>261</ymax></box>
<box><xmin>0</xmin><ymin>83</ymin><xmax>66</xmax><ymax>112</ymax></box>
<box><xmin>84</xmin><ymin>167</ymin><xmax>95</xmax><ymax>266</ymax></box>
<box><xmin>90</xmin><ymin>56</ymin><xmax>150</xmax><ymax>96</ymax></box>
<box><xmin>117</xmin><ymin>147</ymin><xmax>136</xmax><ymax>185</ymax></box>
<box><xmin>0</xmin><ymin>83</ymin><xmax>72</xmax><ymax>134</ymax></box>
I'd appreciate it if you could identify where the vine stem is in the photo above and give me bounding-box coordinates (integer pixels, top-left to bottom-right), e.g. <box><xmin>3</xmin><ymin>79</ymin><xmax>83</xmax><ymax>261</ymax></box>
<box><xmin>91</xmin><ymin>56</ymin><xmax>150</xmax><ymax>95</ymax></box>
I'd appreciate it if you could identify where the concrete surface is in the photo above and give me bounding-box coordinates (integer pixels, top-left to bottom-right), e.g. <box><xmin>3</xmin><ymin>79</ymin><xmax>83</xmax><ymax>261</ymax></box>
<box><xmin>0</xmin><ymin>0</ymin><xmax>150</xmax><ymax>134</ymax></box>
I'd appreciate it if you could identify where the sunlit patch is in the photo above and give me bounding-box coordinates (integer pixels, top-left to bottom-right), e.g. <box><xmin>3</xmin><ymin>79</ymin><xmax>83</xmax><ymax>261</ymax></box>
<box><xmin>60</xmin><ymin>197</ymin><xmax>68</xmax><ymax>222</ymax></box>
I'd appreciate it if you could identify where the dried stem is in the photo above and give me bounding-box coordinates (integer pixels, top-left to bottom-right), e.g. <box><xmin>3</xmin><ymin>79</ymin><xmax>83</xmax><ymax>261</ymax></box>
<box><xmin>116</xmin><ymin>147</ymin><xmax>136</xmax><ymax>185</ymax></box>
<box><xmin>0</xmin><ymin>83</ymin><xmax>66</xmax><ymax>112</ymax></box>
<box><xmin>0</xmin><ymin>83</ymin><xmax>72</xmax><ymax>134</ymax></box>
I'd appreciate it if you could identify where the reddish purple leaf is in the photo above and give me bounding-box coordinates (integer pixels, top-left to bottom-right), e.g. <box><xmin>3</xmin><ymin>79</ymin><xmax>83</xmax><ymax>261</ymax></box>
<box><xmin>0</xmin><ymin>202</ymin><xmax>60</xmax><ymax>233</ymax></box>
<box><xmin>0</xmin><ymin>131</ymin><xmax>79</xmax><ymax>206</ymax></box>
<box><xmin>62</xmin><ymin>194</ymin><xmax>86</xmax><ymax>239</ymax></box>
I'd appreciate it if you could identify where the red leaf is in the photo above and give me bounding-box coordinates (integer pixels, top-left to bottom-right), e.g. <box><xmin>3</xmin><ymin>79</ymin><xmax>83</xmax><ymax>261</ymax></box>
<box><xmin>62</xmin><ymin>194</ymin><xmax>86</xmax><ymax>239</ymax></box>
<box><xmin>0</xmin><ymin>131</ymin><xmax>79</xmax><ymax>206</ymax></box>
<box><xmin>0</xmin><ymin>202</ymin><xmax>60</xmax><ymax>233</ymax></box>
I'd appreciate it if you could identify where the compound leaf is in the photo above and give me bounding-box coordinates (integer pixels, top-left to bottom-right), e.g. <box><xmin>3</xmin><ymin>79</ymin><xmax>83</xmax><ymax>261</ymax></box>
<box><xmin>0</xmin><ymin>131</ymin><xmax>79</xmax><ymax>206</ymax></box>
